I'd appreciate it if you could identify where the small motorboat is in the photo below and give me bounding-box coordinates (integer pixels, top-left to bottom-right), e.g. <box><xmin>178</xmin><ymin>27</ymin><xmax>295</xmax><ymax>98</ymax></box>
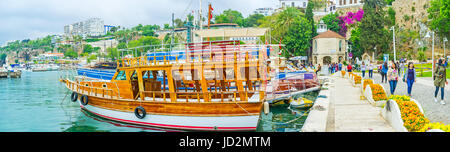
<box><xmin>289</xmin><ymin>97</ymin><xmax>314</xmax><ymax>109</ymax></box>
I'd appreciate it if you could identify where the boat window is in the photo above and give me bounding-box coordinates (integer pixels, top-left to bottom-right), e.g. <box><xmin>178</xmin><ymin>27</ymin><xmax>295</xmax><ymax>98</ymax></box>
<box><xmin>131</xmin><ymin>71</ymin><xmax>138</xmax><ymax>80</ymax></box>
<box><xmin>115</xmin><ymin>70</ymin><xmax>127</xmax><ymax>80</ymax></box>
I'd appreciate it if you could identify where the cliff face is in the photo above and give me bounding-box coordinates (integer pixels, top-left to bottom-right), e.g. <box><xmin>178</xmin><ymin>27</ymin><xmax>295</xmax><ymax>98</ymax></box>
<box><xmin>392</xmin><ymin>0</ymin><xmax>429</xmax><ymax>31</ymax></box>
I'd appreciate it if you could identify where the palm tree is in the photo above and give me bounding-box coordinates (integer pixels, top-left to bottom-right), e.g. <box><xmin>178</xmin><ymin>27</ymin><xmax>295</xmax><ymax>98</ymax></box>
<box><xmin>273</xmin><ymin>7</ymin><xmax>303</xmax><ymax>40</ymax></box>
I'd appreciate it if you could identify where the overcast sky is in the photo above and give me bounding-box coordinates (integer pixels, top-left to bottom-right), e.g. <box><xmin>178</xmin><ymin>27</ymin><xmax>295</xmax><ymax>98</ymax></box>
<box><xmin>0</xmin><ymin>0</ymin><xmax>278</xmax><ymax>46</ymax></box>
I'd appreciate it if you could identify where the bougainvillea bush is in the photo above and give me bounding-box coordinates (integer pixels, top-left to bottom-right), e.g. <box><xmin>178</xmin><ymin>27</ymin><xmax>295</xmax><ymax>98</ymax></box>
<box><xmin>337</xmin><ymin>9</ymin><xmax>364</xmax><ymax>37</ymax></box>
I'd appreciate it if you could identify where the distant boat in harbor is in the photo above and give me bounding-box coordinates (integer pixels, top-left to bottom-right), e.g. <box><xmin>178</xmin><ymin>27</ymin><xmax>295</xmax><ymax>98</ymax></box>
<box><xmin>31</xmin><ymin>64</ymin><xmax>60</xmax><ymax>72</ymax></box>
<box><xmin>0</xmin><ymin>67</ymin><xmax>7</xmax><ymax>78</ymax></box>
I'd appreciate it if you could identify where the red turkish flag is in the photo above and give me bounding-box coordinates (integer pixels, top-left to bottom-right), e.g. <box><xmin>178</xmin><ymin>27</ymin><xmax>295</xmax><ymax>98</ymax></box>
<box><xmin>209</xmin><ymin>5</ymin><xmax>214</xmax><ymax>19</ymax></box>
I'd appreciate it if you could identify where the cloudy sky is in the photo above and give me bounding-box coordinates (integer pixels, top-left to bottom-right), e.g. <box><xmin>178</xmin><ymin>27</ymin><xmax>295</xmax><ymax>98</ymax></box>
<box><xmin>0</xmin><ymin>0</ymin><xmax>278</xmax><ymax>46</ymax></box>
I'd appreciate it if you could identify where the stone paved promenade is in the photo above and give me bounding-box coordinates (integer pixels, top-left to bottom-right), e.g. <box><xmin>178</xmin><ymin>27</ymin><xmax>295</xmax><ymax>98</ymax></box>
<box><xmin>326</xmin><ymin>74</ymin><xmax>394</xmax><ymax>132</ymax></box>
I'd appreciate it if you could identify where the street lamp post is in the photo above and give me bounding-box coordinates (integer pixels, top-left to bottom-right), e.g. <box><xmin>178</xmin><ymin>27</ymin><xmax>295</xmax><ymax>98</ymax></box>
<box><xmin>390</xmin><ymin>26</ymin><xmax>396</xmax><ymax>62</ymax></box>
<box><xmin>425</xmin><ymin>31</ymin><xmax>435</xmax><ymax>79</ymax></box>
<box><xmin>444</xmin><ymin>37</ymin><xmax>448</xmax><ymax>59</ymax></box>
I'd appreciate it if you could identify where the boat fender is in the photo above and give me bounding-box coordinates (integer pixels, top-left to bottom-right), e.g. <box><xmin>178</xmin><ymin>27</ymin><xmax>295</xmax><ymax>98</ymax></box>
<box><xmin>71</xmin><ymin>92</ymin><xmax>78</xmax><ymax>102</ymax></box>
<box><xmin>263</xmin><ymin>102</ymin><xmax>270</xmax><ymax>115</ymax></box>
<box><xmin>80</xmin><ymin>95</ymin><xmax>89</xmax><ymax>106</ymax></box>
<box><xmin>134</xmin><ymin>106</ymin><xmax>146</xmax><ymax>119</ymax></box>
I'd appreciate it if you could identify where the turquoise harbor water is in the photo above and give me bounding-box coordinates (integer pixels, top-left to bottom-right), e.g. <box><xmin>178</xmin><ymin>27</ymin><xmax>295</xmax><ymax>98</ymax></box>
<box><xmin>0</xmin><ymin>71</ymin><xmax>317</xmax><ymax>132</ymax></box>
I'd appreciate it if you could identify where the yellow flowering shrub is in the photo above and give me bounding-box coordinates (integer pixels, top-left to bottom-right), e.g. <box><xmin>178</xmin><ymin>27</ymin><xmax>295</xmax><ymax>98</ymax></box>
<box><xmin>390</xmin><ymin>95</ymin><xmax>430</xmax><ymax>132</ymax></box>
<box><xmin>370</xmin><ymin>84</ymin><xmax>387</xmax><ymax>101</ymax></box>
<box><xmin>354</xmin><ymin>75</ymin><xmax>361</xmax><ymax>84</ymax></box>
<box><xmin>419</xmin><ymin>122</ymin><xmax>450</xmax><ymax>132</ymax></box>
<box><xmin>363</xmin><ymin>79</ymin><xmax>373</xmax><ymax>91</ymax></box>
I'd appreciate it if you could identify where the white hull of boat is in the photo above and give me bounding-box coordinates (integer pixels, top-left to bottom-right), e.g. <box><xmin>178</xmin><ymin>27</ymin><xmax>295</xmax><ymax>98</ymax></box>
<box><xmin>80</xmin><ymin>103</ymin><xmax>260</xmax><ymax>131</ymax></box>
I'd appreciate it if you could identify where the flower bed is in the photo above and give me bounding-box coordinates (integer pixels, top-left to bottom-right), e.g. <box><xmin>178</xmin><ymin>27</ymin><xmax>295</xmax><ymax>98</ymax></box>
<box><xmin>364</xmin><ymin>83</ymin><xmax>387</xmax><ymax>107</ymax></box>
<box><xmin>382</xmin><ymin>95</ymin><xmax>429</xmax><ymax>132</ymax></box>
<box><xmin>362</xmin><ymin>79</ymin><xmax>373</xmax><ymax>91</ymax></box>
<box><xmin>354</xmin><ymin>75</ymin><xmax>361</xmax><ymax>84</ymax></box>
<box><xmin>341</xmin><ymin>70</ymin><xmax>346</xmax><ymax>77</ymax></box>
<box><xmin>352</xmin><ymin>74</ymin><xmax>362</xmax><ymax>87</ymax></box>
<box><xmin>360</xmin><ymin>79</ymin><xmax>373</xmax><ymax>95</ymax></box>
<box><xmin>419</xmin><ymin>122</ymin><xmax>450</xmax><ymax>132</ymax></box>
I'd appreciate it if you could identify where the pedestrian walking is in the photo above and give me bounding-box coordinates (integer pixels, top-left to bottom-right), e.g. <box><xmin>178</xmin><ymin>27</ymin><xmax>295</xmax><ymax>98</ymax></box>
<box><xmin>334</xmin><ymin>63</ymin><xmax>337</xmax><ymax>72</ymax></box>
<box><xmin>387</xmin><ymin>61</ymin><xmax>399</xmax><ymax>95</ymax></box>
<box><xmin>403</xmin><ymin>62</ymin><xmax>416</xmax><ymax>97</ymax></box>
<box><xmin>338</xmin><ymin>62</ymin><xmax>342</xmax><ymax>71</ymax></box>
<box><xmin>433</xmin><ymin>59</ymin><xmax>447</xmax><ymax>105</ymax></box>
<box><xmin>316</xmin><ymin>64</ymin><xmax>321</xmax><ymax>75</ymax></box>
<box><xmin>368</xmin><ymin>62</ymin><xmax>374</xmax><ymax>78</ymax></box>
<box><xmin>381</xmin><ymin>62</ymin><xmax>388</xmax><ymax>83</ymax></box>
<box><xmin>361</xmin><ymin>62</ymin><xmax>366</xmax><ymax>78</ymax></box>
<box><xmin>347</xmin><ymin>64</ymin><xmax>352</xmax><ymax>72</ymax></box>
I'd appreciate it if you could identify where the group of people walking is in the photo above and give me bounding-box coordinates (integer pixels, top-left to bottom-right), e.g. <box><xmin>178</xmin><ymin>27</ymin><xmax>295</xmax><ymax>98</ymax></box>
<box><xmin>340</xmin><ymin>58</ymin><xmax>447</xmax><ymax>105</ymax></box>
<box><xmin>376</xmin><ymin>59</ymin><xmax>447</xmax><ymax>105</ymax></box>
<box><xmin>327</xmin><ymin>62</ymin><xmax>343</xmax><ymax>74</ymax></box>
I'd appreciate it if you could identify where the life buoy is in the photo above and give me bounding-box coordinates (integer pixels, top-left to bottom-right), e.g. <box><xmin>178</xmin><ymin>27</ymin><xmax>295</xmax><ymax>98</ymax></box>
<box><xmin>71</xmin><ymin>92</ymin><xmax>78</xmax><ymax>102</ymax></box>
<box><xmin>134</xmin><ymin>106</ymin><xmax>146</xmax><ymax>119</ymax></box>
<box><xmin>80</xmin><ymin>95</ymin><xmax>89</xmax><ymax>105</ymax></box>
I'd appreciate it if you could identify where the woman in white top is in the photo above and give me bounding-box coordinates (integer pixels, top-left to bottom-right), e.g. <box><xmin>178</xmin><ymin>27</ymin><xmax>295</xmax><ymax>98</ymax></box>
<box><xmin>368</xmin><ymin>63</ymin><xmax>373</xmax><ymax>78</ymax></box>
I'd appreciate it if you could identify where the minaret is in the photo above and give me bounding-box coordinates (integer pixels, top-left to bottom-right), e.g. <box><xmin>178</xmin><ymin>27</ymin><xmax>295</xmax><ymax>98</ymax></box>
<box><xmin>317</xmin><ymin>20</ymin><xmax>327</xmax><ymax>34</ymax></box>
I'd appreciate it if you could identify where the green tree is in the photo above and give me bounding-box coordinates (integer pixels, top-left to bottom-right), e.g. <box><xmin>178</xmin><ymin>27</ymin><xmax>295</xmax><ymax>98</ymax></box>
<box><xmin>244</xmin><ymin>14</ymin><xmax>265</xmax><ymax>27</ymax></box>
<box><xmin>64</xmin><ymin>48</ymin><xmax>78</xmax><ymax>59</ymax></box>
<box><xmin>271</xmin><ymin>7</ymin><xmax>304</xmax><ymax>40</ymax></box>
<box><xmin>321</xmin><ymin>12</ymin><xmax>340</xmax><ymax>33</ymax></box>
<box><xmin>385</xmin><ymin>0</ymin><xmax>395</xmax><ymax>5</ymax></box>
<box><xmin>117</xmin><ymin>42</ymin><xmax>127</xmax><ymax>49</ymax></box>
<box><xmin>387</xmin><ymin>7</ymin><xmax>396</xmax><ymax>26</ymax></box>
<box><xmin>215</xmin><ymin>9</ymin><xmax>245</xmax><ymax>26</ymax></box>
<box><xmin>87</xmin><ymin>54</ymin><xmax>97</xmax><ymax>63</ymax></box>
<box><xmin>306</xmin><ymin>0</ymin><xmax>317</xmax><ymax>38</ymax></box>
<box><xmin>83</xmin><ymin>44</ymin><xmax>94</xmax><ymax>54</ymax></box>
<box><xmin>93</xmin><ymin>47</ymin><xmax>101</xmax><ymax>53</ymax></box>
<box><xmin>349</xmin><ymin>27</ymin><xmax>364</xmax><ymax>59</ymax></box>
<box><xmin>282</xmin><ymin>16</ymin><xmax>313</xmax><ymax>57</ymax></box>
<box><xmin>0</xmin><ymin>53</ymin><xmax>7</xmax><ymax>65</ymax></box>
<box><xmin>107</xmin><ymin>47</ymin><xmax>119</xmax><ymax>61</ymax></box>
<box><xmin>428</xmin><ymin>0</ymin><xmax>450</xmax><ymax>38</ymax></box>
<box><xmin>359</xmin><ymin>0</ymin><xmax>389</xmax><ymax>58</ymax></box>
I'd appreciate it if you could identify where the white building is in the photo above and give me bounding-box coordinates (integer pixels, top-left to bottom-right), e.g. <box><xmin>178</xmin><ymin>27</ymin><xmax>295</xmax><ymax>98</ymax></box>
<box><xmin>313</xmin><ymin>0</ymin><xmax>337</xmax><ymax>16</ymax></box>
<box><xmin>334</xmin><ymin>0</ymin><xmax>363</xmax><ymax>8</ymax></box>
<box><xmin>279</xmin><ymin>0</ymin><xmax>308</xmax><ymax>9</ymax></box>
<box><xmin>312</xmin><ymin>21</ymin><xmax>347</xmax><ymax>65</ymax></box>
<box><xmin>253</xmin><ymin>8</ymin><xmax>274</xmax><ymax>16</ymax></box>
<box><xmin>64</xmin><ymin>18</ymin><xmax>105</xmax><ymax>38</ymax></box>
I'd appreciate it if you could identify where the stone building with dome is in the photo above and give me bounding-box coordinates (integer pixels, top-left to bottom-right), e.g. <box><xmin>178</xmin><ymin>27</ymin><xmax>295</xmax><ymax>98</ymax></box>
<box><xmin>312</xmin><ymin>21</ymin><xmax>347</xmax><ymax>65</ymax></box>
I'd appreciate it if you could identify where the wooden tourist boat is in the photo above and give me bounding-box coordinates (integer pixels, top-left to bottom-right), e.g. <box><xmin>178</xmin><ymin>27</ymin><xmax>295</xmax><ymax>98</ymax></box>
<box><xmin>60</xmin><ymin>41</ymin><xmax>269</xmax><ymax>131</ymax></box>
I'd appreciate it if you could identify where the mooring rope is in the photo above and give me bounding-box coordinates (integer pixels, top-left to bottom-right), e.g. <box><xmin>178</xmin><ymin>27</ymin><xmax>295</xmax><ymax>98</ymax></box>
<box><xmin>60</xmin><ymin>90</ymin><xmax>70</xmax><ymax>105</ymax></box>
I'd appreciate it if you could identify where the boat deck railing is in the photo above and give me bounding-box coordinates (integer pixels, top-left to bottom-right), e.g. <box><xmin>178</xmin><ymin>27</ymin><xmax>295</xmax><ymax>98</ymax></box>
<box><xmin>116</xmin><ymin>42</ymin><xmax>277</xmax><ymax>68</ymax></box>
<box><xmin>139</xmin><ymin>90</ymin><xmax>260</xmax><ymax>102</ymax></box>
<box><xmin>65</xmin><ymin>80</ymin><xmax>119</xmax><ymax>99</ymax></box>
<box><xmin>117</xmin><ymin>49</ymin><xmax>265</xmax><ymax>68</ymax></box>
